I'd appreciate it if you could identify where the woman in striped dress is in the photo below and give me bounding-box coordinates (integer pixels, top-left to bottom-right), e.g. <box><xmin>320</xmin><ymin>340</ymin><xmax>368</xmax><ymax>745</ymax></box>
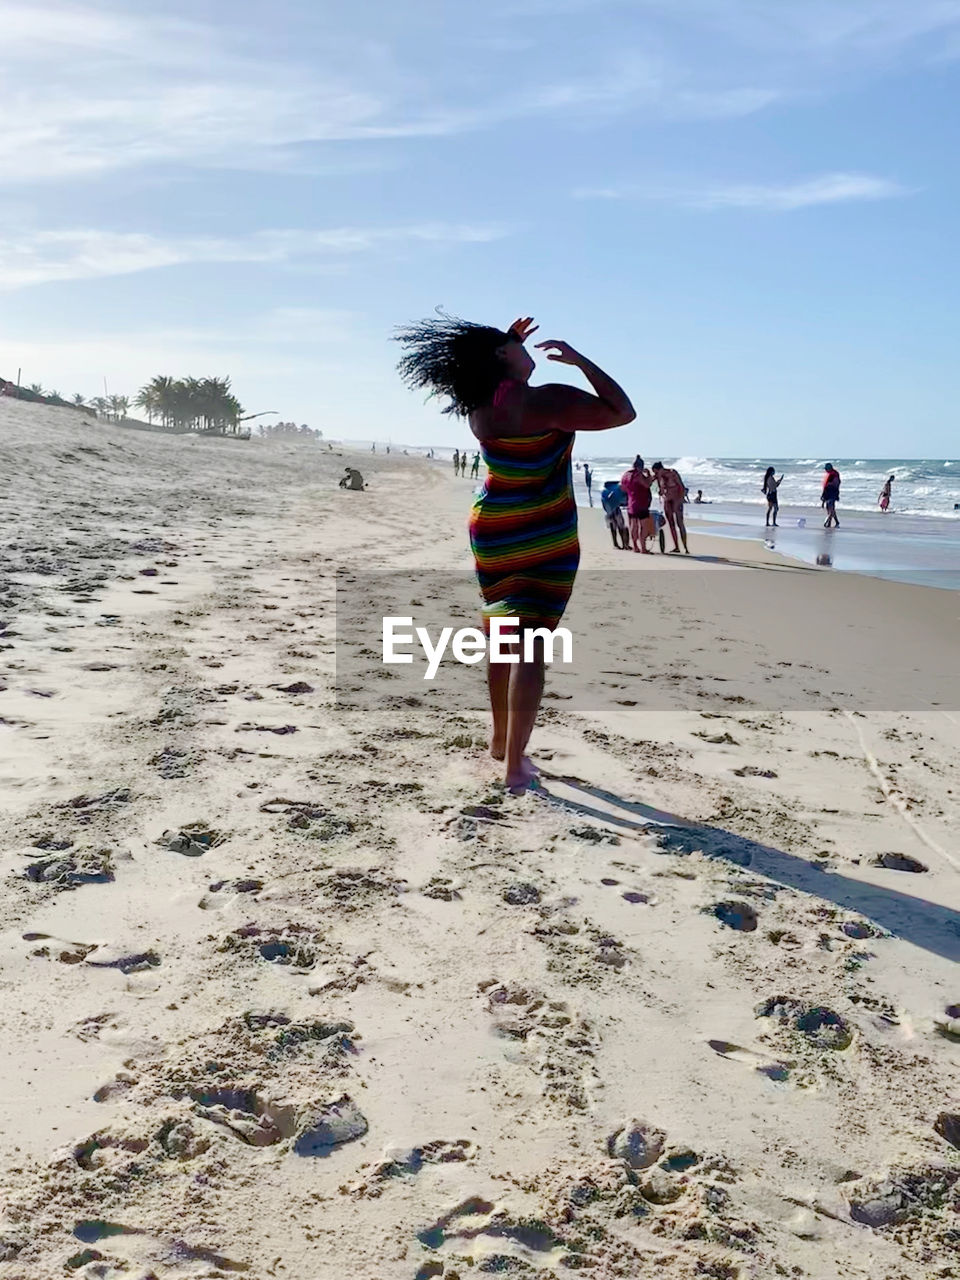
<box><xmin>397</xmin><ymin>314</ymin><xmax>635</xmax><ymax>791</ymax></box>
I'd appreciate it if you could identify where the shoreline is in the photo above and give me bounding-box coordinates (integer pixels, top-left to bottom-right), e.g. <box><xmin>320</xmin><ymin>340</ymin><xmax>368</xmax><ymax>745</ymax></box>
<box><xmin>569</xmin><ymin>481</ymin><xmax>960</xmax><ymax>590</ymax></box>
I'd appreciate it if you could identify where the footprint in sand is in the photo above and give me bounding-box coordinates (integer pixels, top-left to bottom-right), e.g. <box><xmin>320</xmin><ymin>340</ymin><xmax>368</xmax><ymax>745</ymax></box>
<box><xmin>345</xmin><ymin>1138</ymin><xmax>476</xmax><ymax>1199</ymax></box>
<box><xmin>23</xmin><ymin>847</ymin><xmax>115</xmax><ymax>886</ymax></box>
<box><xmin>479</xmin><ymin>980</ymin><xmax>599</xmax><ymax>1112</ymax></box>
<box><xmin>23</xmin><ymin>933</ymin><xmax>159</xmax><ymax>973</ymax></box>
<box><xmin>502</xmin><ymin>882</ymin><xmax>541</xmax><ymax>906</ymax></box>
<box><xmin>92</xmin><ymin>1069</ymin><xmax>138</xmax><ymax>1103</ymax></box>
<box><xmin>873</xmin><ymin>852</ymin><xmax>928</xmax><ymax>873</ymax></box>
<box><xmin>24</xmin><ymin>931</ymin><xmax>96</xmax><ymax>964</ymax></box>
<box><xmin>755</xmin><ymin>997</ymin><xmax>853</xmax><ymax>1050</ymax></box>
<box><xmin>607</xmin><ymin>1118</ymin><xmax>666</xmax><ymax>1169</ymax></box>
<box><xmin>709</xmin><ymin>901</ymin><xmax>759</xmax><ymax>932</ymax></box>
<box><xmin>157</xmin><ymin>825</ymin><xmax>224</xmax><ymax>856</ymax></box>
<box><xmin>218</xmin><ymin>922</ymin><xmax>324</xmax><ymax>970</ymax></box>
<box><xmin>198</xmin><ymin>877</ymin><xmax>263</xmax><ymax>910</ymax></box>
<box><xmin>708</xmin><ymin>1039</ymin><xmax>794</xmax><ymax>1082</ymax></box>
<box><xmin>421</xmin><ymin>877</ymin><xmax>463</xmax><ymax>902</ymax></box>
<box><xmin>416</xmin><ymin>1197</ymin><xmax>569</xmax><ymax>1271</ymax></box>
<box><xmin>840</xmin><ymin>919</ymin><xmax>882</xmax><ymax>940</ymax></box>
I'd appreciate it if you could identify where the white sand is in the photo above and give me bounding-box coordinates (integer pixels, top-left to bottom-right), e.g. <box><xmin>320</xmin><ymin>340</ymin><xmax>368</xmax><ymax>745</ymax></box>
<box><xmin>1</xmin><ymin>397</ymin><xmax>958</xmax><ymax>1279</ymax></box>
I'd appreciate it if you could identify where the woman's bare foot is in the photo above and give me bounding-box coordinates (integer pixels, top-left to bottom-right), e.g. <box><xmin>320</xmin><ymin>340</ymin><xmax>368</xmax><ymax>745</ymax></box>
<box><xmin>505</xmin><ymin>769</ymin><xmax>531</xmax><ymax>793</ymax></box>
<box><xmin>490</xmin><ymin>737</ymin><xmax>506</xmax><ymax>762</ymax></box>
<box><xmin>505</xmin><ymin>757</ymin><xmax>540</xmax><ymax>794</ymax></box>
<box><xmin>521</xmin><ymin>755</ymin><xmax>539</xmax><ymax>780</ymax></box>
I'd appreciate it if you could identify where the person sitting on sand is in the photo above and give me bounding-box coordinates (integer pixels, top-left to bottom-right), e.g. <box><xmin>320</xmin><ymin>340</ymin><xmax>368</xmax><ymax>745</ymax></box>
<box><xmin>600</xmin><ymin>479</ymin><xmax>630</xmax><ymax>550</ymax></box>
<box><xmin>652</xmin><ymin>462</ymin><xmax>689</xmax><ymax>553</ymax></box>
<box><xmin>694</xmin><ymin>489</ymin><xmax>703</xmax><ymax>503</ymax></box>
<box><xmin>762</xmin><ymin>466</ymin><xmax>783</xmax><ymax>527</ymax></box>
<box><xmin>620</xmin><ymin>455</ymin><xmax>654</xmax><ymax>553</ymax></box>
<box><xmin>339</xmin><ymin>467</ymin><xmax>365</xmax><ymax>490</ymax></box>
<box><xmin>397</xmin><ymin>311</ymin><xmax>635</xmax><ymax>792</ymax></box>
<box><xmin>879</xmin><ymin>474</ymin><xmax>894</xmax><ymax>512</ymax></box>
<box><xmin>822</xmin><ymin>463</ymin><xmax>841</xmax><ymax>527</ymax></box>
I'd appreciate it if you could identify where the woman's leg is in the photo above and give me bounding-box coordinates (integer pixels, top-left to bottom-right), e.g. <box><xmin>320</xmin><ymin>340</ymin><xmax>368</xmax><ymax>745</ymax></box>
<box><xmin>664</xmin><ymin>502</ymin><xmax>680</xmax><ymax>551</ymax></box>
<box><xmin>630</xmin><ymin>514</ymin><xmax>640</xmax><ymax>551</ymax></box>
<box><xmin>488</xmin><ymin>656</ymin><xmax>510</xmax><ymax>759</ymax></box>
<box><xmin>676</xmin><ymin>505</ymin><xmax>689</xmax><ymax>552</ymax></box>
<box><xmin>504</xmin><ymin>641</ymin><xmax>545</xmax><ymax>790</ymax></box>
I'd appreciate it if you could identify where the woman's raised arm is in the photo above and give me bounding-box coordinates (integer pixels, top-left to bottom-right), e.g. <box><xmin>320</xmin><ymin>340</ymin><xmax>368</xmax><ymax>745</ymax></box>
<box><xmin>529</xmin><ymin>340</ymin><xmax>635</xmax><ymax>432</ymax></box>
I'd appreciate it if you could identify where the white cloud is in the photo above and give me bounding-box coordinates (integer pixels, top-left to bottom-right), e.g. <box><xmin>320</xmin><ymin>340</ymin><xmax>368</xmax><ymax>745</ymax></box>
<box><xmin>0</xmin><ymin>3</ymin><xmax>393</xmax><ymax>183</ymax></box>
<box><xmin>0</xmin><ymin>1</ymin><xmax>784</xmax><ymax>186</ymax></box>
<box><xmin>690</xmin><ymin>172</ymin><xmax>911</xmax><ymax>209</ymax></box>
<box><xmin>0</xmin><ymin>0</ymin><xmax>955</xmax><ymax>191</ymax></box>
<box><xmin>574</xmin><ymin>172</ymin><xmax>911</xmax><ymax>210</ymax></box>
<box><xmin>0</xmin><ymin>224</ymin><xmax>511</xmax><ymax>291</ymax></box>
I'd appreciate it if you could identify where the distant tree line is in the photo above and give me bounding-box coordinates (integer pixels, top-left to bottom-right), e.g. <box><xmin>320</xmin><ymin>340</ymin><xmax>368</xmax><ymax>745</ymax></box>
<box><xmin>134</xmin><ymin>375</ymin><xmax>243</xmax><ymax>433</ymax></box>
<box><xmin>257</xmin><ymin>420</ymin><xmax>323</xmax><ymax>439</ymax></box>
<box><xmin>2</xmin><ymin>374</ymin><xmax>280</xmax><ymax>440</ymax></box>
<box><xmin>0</xmin><ymin>380</ymin><xmax>94</xmax><ymax>413</ymax></box>
<box><xmin>90</xmin><ymin>395</ymin><xmax>130</xmax><ymax>420</ymax></box>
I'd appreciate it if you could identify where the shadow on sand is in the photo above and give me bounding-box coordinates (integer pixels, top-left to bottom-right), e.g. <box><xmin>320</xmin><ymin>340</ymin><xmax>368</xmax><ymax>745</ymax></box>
<box><xmin>537</xmin><ymin>773</ymin><xmax>960</xmax><ymax>963</ymax></box>
<box><xmin>685</xmin><ymin>553</ymin><xmax>819</xmax><ymax>573</ymax></box>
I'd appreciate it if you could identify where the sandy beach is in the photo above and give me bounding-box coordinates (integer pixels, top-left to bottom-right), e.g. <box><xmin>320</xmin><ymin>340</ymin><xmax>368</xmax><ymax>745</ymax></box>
<box><xmin>1</xmin><ymin>397</ymin><xmax>958</xmax><ymax>1279</ymax></box>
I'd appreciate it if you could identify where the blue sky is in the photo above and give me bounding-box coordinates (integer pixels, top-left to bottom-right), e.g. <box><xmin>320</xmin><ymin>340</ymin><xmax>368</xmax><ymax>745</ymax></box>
<box><xmin>2</xmin><ymin>0</ymin><xmax>959</xmax><ymax>455</ymax></box>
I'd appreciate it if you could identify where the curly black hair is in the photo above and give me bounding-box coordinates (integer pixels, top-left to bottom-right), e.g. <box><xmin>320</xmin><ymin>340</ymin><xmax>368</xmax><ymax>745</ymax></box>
<box><xmin>395</xmin><ymin>311</ymin><xmax>514</xmax><ymax>416</ymax></box>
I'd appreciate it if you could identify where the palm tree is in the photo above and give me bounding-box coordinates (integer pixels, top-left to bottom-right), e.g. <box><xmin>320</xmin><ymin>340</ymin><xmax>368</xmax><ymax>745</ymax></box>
<box><xmin>131</xmin><ymin>373</ymin><xmax>246</xmax><ymax>435</ymax></box>
<box><xmin>134</xmin><ymin>386</ymin><xmax>157</xmax><ymax>423</ymax></box>
<box><xmin>72</xmin><ymin>393</ymin><xmax>86</xmax><ymax>407</ymax></box>
<box><xmin>28</xmin><ymin>383</ymin><xmax>43</xmax><ymax>396</ymax></box>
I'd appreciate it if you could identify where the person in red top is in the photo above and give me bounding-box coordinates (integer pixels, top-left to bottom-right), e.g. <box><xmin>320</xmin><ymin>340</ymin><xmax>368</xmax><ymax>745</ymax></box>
<box><xmin>822</xmin><ymin>463</ymin><xmax>841</xmax><ymax>528</ymax></box>
<box><xmin>652</xmin><ymin>461</ymin><xmax>690</xmax><ymax>553</ymax></box>
<box><xmin>620</xmin><ymin>455</ymin><xmax>654</xmax><ymax>553</ymax></box>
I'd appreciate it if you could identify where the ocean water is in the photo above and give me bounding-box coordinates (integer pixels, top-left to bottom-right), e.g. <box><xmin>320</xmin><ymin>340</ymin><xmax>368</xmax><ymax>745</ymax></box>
<box><xmin>578</xmin><ymin>456</ymin><xmax>960</xmax><ymax>518</ymax></box>
<box><xmin>574</xmin><ymin>457</ymin><xmax>960</xmax><ymax>590</ymax></box>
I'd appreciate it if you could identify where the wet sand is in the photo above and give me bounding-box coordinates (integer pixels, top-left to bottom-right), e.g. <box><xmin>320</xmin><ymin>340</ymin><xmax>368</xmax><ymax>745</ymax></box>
<box><xmin>1</xmin><ymin>397</ymin><xmax>958</xmax><ymax>1280</ymax></box>
<box><xmin>683</xmin><ymin>500</ymin><xmax>960</xmax><ymax>590</ymax></box>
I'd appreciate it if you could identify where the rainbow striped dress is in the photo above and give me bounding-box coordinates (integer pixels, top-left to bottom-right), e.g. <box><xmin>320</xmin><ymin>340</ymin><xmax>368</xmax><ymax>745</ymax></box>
<box><xmin>469</xmin><ymin>418</ymin><xmax>580</xmax><ymax>630</ymax></box>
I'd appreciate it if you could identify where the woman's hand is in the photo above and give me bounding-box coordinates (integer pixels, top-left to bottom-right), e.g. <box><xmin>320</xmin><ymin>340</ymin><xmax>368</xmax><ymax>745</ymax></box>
<box><xmin>507</xmin><ymin>317</ymin><xmax>538</xmax><ymax>343</ymax></box>
<box><xmin>534</xmin><ymin>339</ymin><xmax>584</xmax><ymax>366</ymax></box>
